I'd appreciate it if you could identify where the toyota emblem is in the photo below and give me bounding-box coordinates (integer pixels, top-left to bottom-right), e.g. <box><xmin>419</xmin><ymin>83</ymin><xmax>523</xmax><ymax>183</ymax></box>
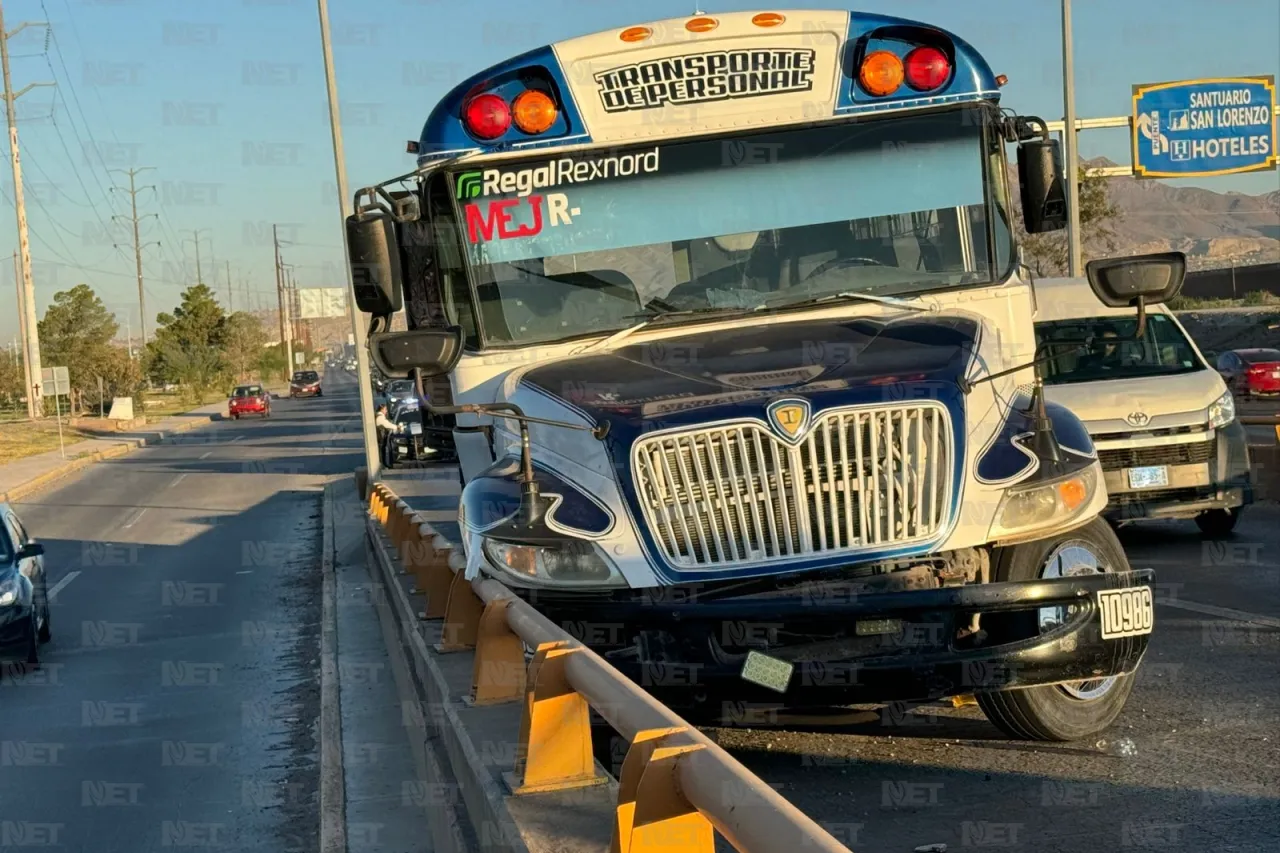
<box><xmin>1125</xmin><ymin>411</ymin><xmax>1151</xmax><ymax>427</ymax></box>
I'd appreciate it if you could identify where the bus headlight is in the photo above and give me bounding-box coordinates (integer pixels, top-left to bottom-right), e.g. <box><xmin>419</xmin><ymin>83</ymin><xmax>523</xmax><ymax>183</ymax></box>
<box><xmin>988</xmin><ymin>464</ymin><xmax>1100</xmax><ymax>542</ymax></box>
<box><xmin>482</xmin><ymin>538</ymin><xmax>626</xmax><ymax>588</ymax></box>
<box><xmin>1208</xmin><ymin>390</ymin><xmax>1235</xmax><ymax>429</ymax></box>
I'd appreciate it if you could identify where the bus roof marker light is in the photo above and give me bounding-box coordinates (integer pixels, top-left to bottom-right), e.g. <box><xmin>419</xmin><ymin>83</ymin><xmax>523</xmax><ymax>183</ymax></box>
<box><xmin>996</xmin><ymin>74</ymin><xmax>1009</xmax><ymax>87</ymax></box>
<box><xmin>751</xmin><ymin>12</ymin><xmax>785</xmax><ymax>27</ymax></box>
<box><xmin>904</xmin><ymin>46</ymin><xmax>952</xmax><ymax>91</ymax></box>
<box><xmin>619</xmin><ymin>26</ymin><xmax>651</xmax><ymax>42</ymax></box>
<box><xmin>513</xmin><ymin>90</ymin><xmax>557</xmax><ymax>135</ymax></box>
<box><xmin>686</xmin><ymin>16</ymin><xmax>718</xmax><ymax>33</ymax></box>
<box><xmin>462</xmin><ymin>93</ymin><xmax>510</xmax><ymax>141</ymax></box>
<box><xmin>858</xmin><ymin>50</ymin><xmax>905</xmax><ymax>97</ymax></box>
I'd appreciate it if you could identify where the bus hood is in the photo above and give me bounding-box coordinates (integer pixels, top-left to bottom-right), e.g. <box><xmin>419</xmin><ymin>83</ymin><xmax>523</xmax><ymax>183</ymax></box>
<box><xmin>516</xmin><ymin>313</ymin><xmax>979</xmax><ymax>441</ymax></box>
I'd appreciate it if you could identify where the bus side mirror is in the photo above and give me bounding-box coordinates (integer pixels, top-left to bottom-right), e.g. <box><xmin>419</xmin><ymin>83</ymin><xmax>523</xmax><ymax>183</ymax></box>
<box><xmin>345</xmin><ymin>210</ymin><xmax>404</xmax><ymax>316</ymax></box>
<box><xmin>1086</xmin><ymin>252</ymin><xmax>1186</xmax><ymax>308</ymax></box>
<box><xmin>368</xmin><ymin>327</ymin><xmax>463</xmax><ymax>379</ymax></box>
<box><xmin>1017</xmin><ymin>138</ymin><xmax>1068</xmax><ymax>234</ymax></box>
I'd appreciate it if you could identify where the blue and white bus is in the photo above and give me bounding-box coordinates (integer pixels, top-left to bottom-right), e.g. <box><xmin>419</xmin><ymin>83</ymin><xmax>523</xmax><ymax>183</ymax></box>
<box><xmin>347</xmin><ymin>9</ymin><xmax>1179</xmax><ymax>741</ymax></box>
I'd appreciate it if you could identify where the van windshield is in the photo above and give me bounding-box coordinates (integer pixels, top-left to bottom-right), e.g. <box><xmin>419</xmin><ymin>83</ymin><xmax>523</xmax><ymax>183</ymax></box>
<box><xmin>1036</xmin><ymin>314</ymin><xmax>1202</xmax><ymax>385</ymax></box>
<box><xmin>450</xmin><ymin>107</ymin><xmax>1013</xmax><ymax>347</ymax></box>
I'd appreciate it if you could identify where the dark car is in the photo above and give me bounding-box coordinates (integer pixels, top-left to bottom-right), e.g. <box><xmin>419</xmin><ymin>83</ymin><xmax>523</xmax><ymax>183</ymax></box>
<box><xmin>0</xmin><ymin>502</ymin><xmax>51</xmax><ymax>665</ymax></box>
<box><xmin>1216</xmin><ymin>349</ymin><xmax>1280</xmax><ymax>397</ymax></box>
<box><xmin>290</xmin><ymin>370</ymin><xmax>322</xmax><ymax>399</ymax></box>
<box><xmin>229</xmin><ymin>384</ymin><xmax>271</xmax><ymax>419</ymax></box>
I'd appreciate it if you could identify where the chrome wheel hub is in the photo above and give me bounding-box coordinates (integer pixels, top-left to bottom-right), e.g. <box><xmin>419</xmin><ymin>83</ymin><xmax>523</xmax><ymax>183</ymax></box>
<box><xmin>1040</xmin><ymin>541</ymin><xmax>1117</xmax><ymax>701</ymax></box>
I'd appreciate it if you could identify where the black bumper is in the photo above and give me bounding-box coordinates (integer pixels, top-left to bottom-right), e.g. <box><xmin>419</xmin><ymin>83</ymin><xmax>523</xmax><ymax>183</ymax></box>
<box><xmin>522</xmin><ymin>569</ymin><xmax>1154</xmax><ymax>706</ymax></box>
<box><xmin>1105</xmin><ymin>419</ymin><xmax>1253</xmax><ymax>521</ymax></box>
<box><xmin>0</xmin><ymin>605</ymin><xmax>33</xmax><ymax>661</ymax></box>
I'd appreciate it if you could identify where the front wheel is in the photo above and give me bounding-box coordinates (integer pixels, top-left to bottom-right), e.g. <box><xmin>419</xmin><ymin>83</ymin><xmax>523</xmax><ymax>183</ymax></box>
<box><xmin>1196</xmin><ymin>507</ymin><xmax>1240</xmax><ymax>539</ymax></box>
<box><xmin>977</xmin><ymin>518</ymin><xmax>1137</xmax><ymax>742</ymax></box>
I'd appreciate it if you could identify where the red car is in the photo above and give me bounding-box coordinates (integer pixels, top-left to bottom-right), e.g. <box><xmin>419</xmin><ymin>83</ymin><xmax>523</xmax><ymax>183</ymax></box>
<box><xmin>229</xmin><ymin>384</ymin><xmax>272</xmax><ymax>419</ymax></box>
<box><xmin>1216</xmin><ymin>349</ymin><xmax>1280</xmax><ymax>396</ymax></box>
<box><xmin>290</xmin><ymin>370</ymin><xmax>322</xmax><ymax>398</ymax></box>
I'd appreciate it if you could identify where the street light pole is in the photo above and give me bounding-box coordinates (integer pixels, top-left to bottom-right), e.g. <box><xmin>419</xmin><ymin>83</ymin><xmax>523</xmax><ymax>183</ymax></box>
<box><xmin>1061</xmin><ymin>0</ymin><xmax>1084</xmax><ymax>277</ymax></box>
<box><xmin>317</xmin><ymin>0</ymin><xmax>381</xmax><ymax>481</ymax></box>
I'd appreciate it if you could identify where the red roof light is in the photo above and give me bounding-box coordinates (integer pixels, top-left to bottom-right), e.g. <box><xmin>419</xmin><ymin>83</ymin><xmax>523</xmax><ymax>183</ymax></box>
<box><xmin>462</xmin><ymin>93</ymin><xmax>511</xmax><ymax>140</ymax></box>
<box><xmin>904</xmin><ymin>46</ymin><xmax>951</xmax><ymax>91</ymax></box>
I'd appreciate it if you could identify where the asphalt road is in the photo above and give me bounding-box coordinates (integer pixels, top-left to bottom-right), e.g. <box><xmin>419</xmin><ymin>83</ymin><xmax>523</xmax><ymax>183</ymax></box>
<box><xmin>710</xmin><ymin>510</ymin><xmax>1280</xmax><ymax>853</ymax></box>
<box><xmin>0</xmin><ymin>371</ymin><xmax>363</xmax><ymax>852</ymax></box>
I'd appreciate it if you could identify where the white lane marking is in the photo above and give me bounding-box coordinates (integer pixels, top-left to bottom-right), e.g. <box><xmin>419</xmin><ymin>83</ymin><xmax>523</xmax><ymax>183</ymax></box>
<box><xmin>236</xmin><ymin>570</ymin><xmax>252</xmax><ymax>575</ymax></box>
<box><xmin>1159</xmin><ymin>598</ymin><xmax>1280</xmax><ymax>629</ymax></box>
<box><xmin>170</xmin><ymin>473</ymin><xmax>187</xmax><ymax>488</ymax></box>
<box><xmin>124</xmin><ymin>508</ymin><xmax>148</xmax><ymax>528</ymax></box>
<box><xmin>199</xmin><ymin>451</ymin><xmax>213</xmax><ymax>460</ymax></box>
<box><xmin>48</xmin><ymin>570</ymin><xmax>81</xmax><ymax>601</ymax></box>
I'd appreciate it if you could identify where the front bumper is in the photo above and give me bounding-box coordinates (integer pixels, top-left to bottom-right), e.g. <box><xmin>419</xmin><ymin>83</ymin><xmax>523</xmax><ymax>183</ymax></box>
<box><xmin>290</xmin><ymin>387</ymin><xmax>321</xmax><ymax>397</ymax></box>
<box><xmin>521</xmin><ymin>569</ymin><xmax>1154</xmax><ymax>706</ymax></box>
<box><xmin>1103</xmin><ymin>420</ymin><xmax>1253</xmax><ymax>521</ymax></box>
<box><xmin>0</xmin><ymin>604</ymin><xmax>34</xmax><ymax>661</ymax></box>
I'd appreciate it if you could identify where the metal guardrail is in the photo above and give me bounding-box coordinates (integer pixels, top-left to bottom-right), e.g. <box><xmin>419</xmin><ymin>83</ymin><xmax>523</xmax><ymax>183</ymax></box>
<box><xmin>367</xmin><ymin>481</ymin><xmax>854</xmax><ymax>853</ymax></box>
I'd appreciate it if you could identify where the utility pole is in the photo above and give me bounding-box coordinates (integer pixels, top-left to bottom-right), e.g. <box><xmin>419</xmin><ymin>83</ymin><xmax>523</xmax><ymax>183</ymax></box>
<box><xmin>181</xmin><ymin>229</ymin><xmax>208</xmax><ymax>285</ymax></box>
<box><xmin>10</xmin><ymin>251</ymin><xmax>32</xmax><ymax>413</ymax></box>
<box><xmin>317</xmin><ymin>0</ymin><xmax>381</xmax><ymax>479</ymax></box>
<box><xmin>1061</xmin><ymin>0</ymin><xmax>1083</xmax><ymax>277</ymax></box>
<box><xmin>1</xmin><ymin>3</ymin><xmax>53</xmax><ymax>418</ymax></box>
<box><xmin>225</xmin><ymin>260</ymin><xmax>233</xmax><ymax>311</ymax></box>
<box><xmin>109</xmin><ymin>167</ymin><xmax>158</xmax><ymax>345</ymax></box>
<box><xmin>273</xmin><ymin>224</ymin><xmax>293</xmax><ymax>379</ymax></box>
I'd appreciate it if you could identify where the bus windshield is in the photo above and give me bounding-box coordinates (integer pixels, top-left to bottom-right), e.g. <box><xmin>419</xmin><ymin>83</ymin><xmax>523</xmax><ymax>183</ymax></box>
<box><xmin>452</xmin><ymin>108</ymin><xmax>1013</xmax><ymax>347</ymax></box>
<box><xmin>1036</xmin><ymin>314</ymin><xmax>1203</xmax><ymax>385</ymax></box>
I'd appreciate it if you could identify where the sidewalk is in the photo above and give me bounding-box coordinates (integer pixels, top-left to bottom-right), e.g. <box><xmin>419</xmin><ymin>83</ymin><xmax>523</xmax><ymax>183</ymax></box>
<box><xmin>0</xmin><ymin>399</ymin><xmax>228</xmax><ymax>503</ymax></box>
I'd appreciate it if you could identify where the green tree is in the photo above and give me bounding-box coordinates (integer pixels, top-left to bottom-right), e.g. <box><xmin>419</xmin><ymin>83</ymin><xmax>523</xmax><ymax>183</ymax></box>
<box><xmin>147</xmin><ymin>284</ymin><xmax>228</xmax><ymax>402</ymax></box>
<box><xmin>0</xmin><ymin>351</ymin><xmax>23</xmax><ymax>414</ymax></box>
<box><xmin>1017</xmin><ymin>165</ymin><xmax>1124</xmax><ymax>277</ymax></box>
<box><xmin>36</xmin><ymin>284</ymin><xmax>120</xmax><ymax>413</ymax></box>
<box><xmin>221</xmin><ymin>312</ymin><xmax>268</xmax><ymax>381</ymax></box>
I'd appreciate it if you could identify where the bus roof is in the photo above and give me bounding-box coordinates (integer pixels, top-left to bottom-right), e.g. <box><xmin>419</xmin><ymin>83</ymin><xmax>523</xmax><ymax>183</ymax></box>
<box><xmin>415</xmin><ymin>9</ymin><xmax>1000</xmax><ymax>167</ymax></box>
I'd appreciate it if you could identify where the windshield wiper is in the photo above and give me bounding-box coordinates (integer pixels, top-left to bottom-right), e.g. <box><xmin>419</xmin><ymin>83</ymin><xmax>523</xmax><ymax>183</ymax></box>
<box><xmin>775</xmin><ymin>290</ymin><xmax>940</xmax><ymax>314</ymax></box>
<box><xmin>575</xmin><ymin>305</ymin><xmax>765</xmax><ymax>354</ymax></box>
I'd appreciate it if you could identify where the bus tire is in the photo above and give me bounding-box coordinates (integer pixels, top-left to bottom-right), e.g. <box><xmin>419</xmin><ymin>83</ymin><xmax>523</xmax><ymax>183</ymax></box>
<box><xmin>977</xmin><ymin>517</ymin><xmax>1137</xmax><ymax>742</ymax></box>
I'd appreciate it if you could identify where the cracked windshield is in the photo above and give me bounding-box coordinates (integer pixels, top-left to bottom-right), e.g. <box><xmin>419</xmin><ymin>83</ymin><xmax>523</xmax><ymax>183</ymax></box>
<box><xmin>0</xmin><ymin>1</ymin><xmax>1276</xmax><ymax>852</ymax></box>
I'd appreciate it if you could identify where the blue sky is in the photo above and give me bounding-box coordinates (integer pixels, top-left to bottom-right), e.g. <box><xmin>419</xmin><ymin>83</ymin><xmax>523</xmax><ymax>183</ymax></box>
<box><xmin>2</xmin><ymin>0</ymin><xmax>1278</xmax><ymax>343</ymax></box>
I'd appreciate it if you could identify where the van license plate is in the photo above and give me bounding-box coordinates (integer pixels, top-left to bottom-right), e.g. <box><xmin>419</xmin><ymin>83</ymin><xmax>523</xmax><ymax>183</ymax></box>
<box><xmin>1127</xmin><ymin>465</ymin><xmax>1168</xmax><ymax>489</ymax></box>
<box><xmin>409</xmin><ymin>422</ymin><xmax>422</xmax><ymax>435</ymax></box>
<box><xmin>740</xmin><ymin>651</ymin><xmax>794</xmax><ymax>694</ymax></box>
<box><xmin>1097</xmin><ymin>586</ymin><xmax>1154</xmax><ymax>640</ymax></box>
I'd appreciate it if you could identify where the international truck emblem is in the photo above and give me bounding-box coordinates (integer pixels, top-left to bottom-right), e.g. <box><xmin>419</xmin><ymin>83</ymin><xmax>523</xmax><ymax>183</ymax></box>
<box><xmin>767</xmin><ymin>398</ymin><xmax>812</xmax><ymax>443</ymax></box>
<box><xmin>1125</xmin><ymin>411</ymin><xmax>1151</xmax><ymax>427</ymax></box>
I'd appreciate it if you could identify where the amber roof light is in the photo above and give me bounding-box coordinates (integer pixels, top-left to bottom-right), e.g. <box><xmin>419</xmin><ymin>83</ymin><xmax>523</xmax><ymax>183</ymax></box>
<box><xmin>752</xmin><ymin>12</ymin><xmax>785</xmax><ymax>27</ymax></box>
<box><xmin>686</xmin><ymin>16</ymin><xmax>718</xmax><ymax>32</ymax></box>
<box><xmin>620</xmin><ymin>26</ymin><xmax>651</xmax><ymax>43</ymax></box>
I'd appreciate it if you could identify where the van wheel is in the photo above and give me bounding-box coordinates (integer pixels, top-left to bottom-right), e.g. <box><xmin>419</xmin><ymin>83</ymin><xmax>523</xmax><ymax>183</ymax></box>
<box><xmin>977</xmin><ymin>518</ymin><xmax>1137</xmax><ymax>742</ymax></box>
<box><xmin>1196</xmin><ymin>507</ymin><xmax>1240</xmax><ymax>539</ymax></box>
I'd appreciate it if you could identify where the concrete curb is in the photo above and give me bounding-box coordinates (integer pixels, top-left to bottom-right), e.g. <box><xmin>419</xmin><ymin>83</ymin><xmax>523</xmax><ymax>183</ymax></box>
<box><xmin>0</xmin><ymin>413</ymin><xmax>219</xmax><ymax>504</ymax></box>
<box><xmin>365</xmin><ymin>517</ymin><xmax>547</xmax><ymax>853</ymax></box>
<box><xmin>320</xmin><ymin>483</ymin><xmax>347</xmax><ymax>853</ymax></box>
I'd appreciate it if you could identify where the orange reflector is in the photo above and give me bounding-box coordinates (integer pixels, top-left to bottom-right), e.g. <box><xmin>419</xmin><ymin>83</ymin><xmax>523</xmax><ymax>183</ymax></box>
<box><xmin>619</xmin><ymin>26</ymin><xmax>651</xmax><ymax>42</ymax></box>
<box><xmin>996</xmin><ymin>74</ymin><xmax>1010</xmax><ymax>87</ymax></box>
<box><xmin>1057</xmin><ymin>478</ymin><xmax>1088</xmax><ymax>511</ymax></box>
<box><xmin>686</xmin><ymin>16</ymin><xmax>718</xmax><ymax>32</ymax></box>
<box><xmin>752</xmin><ymin>12</ymin><xmax>785</xmax><ymax>27</ymax></box>
<box><xmin>859</xmin><ymin>50</ymin><xmax>904</xmax><ymax>97</ymax></box>
<box><xmin>512</xmin><ymin>90</ymin><xmax>557</xmax><ymax>134</ymax></box>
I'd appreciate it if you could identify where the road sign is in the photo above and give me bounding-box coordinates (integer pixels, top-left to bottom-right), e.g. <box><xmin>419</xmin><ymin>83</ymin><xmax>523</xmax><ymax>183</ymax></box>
<box><xmin>1132</xmin><ymin>76</ymin><xmax>1277</xmax><ymax>179</ymax></box>
<box><xmin>40</xmin><ymin>366</ymin><xmax>70</xmax><ymax>396</ymax></box>
<box><xmin>297</xmin><ymin>287</ymin><xmax>347</xmax><ymax>319</ymax></box>
<box><xmin>295</xmin><ymin>352</ymin><xmax>305</xmax><ymax>365</ymax></box>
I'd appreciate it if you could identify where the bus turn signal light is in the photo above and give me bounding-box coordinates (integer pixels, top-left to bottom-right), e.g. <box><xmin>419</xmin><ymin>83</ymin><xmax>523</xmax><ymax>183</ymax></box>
<box><xmin>462</xmin><ymin>93</ymin><xmax>511</xmax><ymax>140</ymax></box>
<box><xmin>513</xmin><ymin>90</ymin><xmax>557</xmax><ymax>134</ymax></box>
<box><xmin>859</xmin><ymin>50</ymin><xmax>904</xmax><ymax>97</ymax></box>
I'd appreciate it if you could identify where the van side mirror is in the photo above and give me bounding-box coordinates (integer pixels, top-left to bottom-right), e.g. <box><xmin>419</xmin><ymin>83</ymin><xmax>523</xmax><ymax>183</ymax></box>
<box><xmin>1017</xmin><ymin>138</ymin><xmax>1068</xmax><ymax>234</ymax></box>
<box><xmin>1086</xmin><ymin>252</ymin><xmax>1186</xmax><ymax>308</ymax></box>
<box><xmin>17</xmin><ymin>542</ymin><xmax>44</xmax><ymax>559</ymax></box>
<box><xmin>345</xmin><ymin>210</ymin><xmax>404</xmax><ymax>316</ymax></box>
<box><xmin>368</xmin><ymin>327</ymin><xmax>463</xmax><ymax>379</ymax></box>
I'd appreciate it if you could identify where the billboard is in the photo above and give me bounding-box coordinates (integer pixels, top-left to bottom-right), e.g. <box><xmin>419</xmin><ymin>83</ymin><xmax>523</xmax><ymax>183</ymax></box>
<box><xmin>1133</xmin><ymin>76</ymin><xmax>1277</xmax><ymax>179</ymax></box>
<box><xmin>297</xmin><ymin>287</ymin><xmax>347</xmax><ymax>319</ymax></box>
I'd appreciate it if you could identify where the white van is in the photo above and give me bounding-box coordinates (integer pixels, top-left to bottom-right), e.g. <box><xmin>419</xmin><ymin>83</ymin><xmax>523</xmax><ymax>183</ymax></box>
<box><xmin>1035</xmin><ymin>277</ymin><xmax>1253</xmax><ymax>537</ymax></box>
